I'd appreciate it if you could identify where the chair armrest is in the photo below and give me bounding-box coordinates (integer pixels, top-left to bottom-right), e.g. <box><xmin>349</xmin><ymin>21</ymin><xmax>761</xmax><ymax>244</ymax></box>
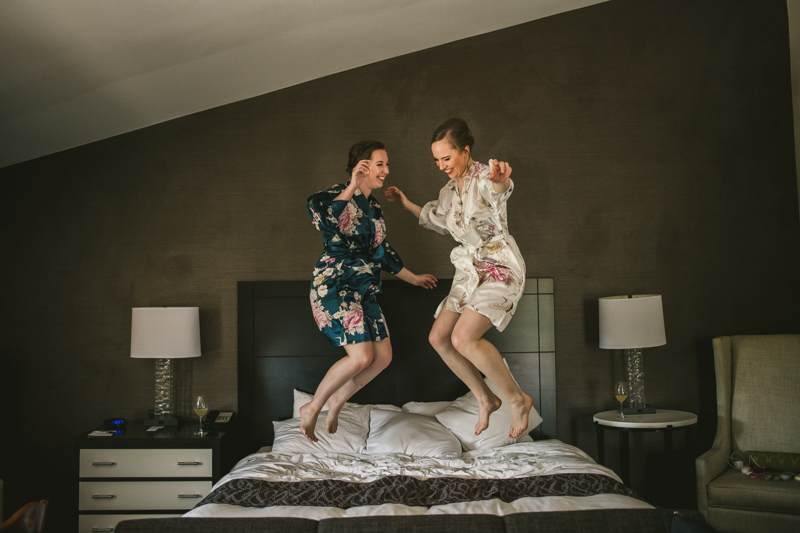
<box><xmin>696</xmin><ymin>440</ymin><xmax>730</xmax><ymax>516</ymax></box>
<box><xmin>696</xmin><ymin>337</ymin><xmax>734</xmax><ymax>518</ymax></box>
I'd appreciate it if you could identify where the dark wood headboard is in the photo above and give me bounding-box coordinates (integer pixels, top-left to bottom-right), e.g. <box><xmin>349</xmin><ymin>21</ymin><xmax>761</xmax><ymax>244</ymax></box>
<box><xmin>238</xmin><ymin>278</ymin><xmax>556</xmax><ymax>453</ymax></box>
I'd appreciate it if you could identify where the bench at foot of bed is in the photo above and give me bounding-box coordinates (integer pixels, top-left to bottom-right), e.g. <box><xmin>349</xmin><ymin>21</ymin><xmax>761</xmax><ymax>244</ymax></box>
<box><xmin>115</xmin><ymin>508</ymin><xmax>670</xmax><ymax>533</ymax></box>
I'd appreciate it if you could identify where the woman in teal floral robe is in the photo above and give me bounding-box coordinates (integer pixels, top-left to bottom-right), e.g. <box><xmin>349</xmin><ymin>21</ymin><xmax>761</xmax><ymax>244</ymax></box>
<box><xmin>300</xmin><ymin>141</ymin><xmax>437</xmax><ymax>442</ymax></box>
<box><xmin>308</xmin><ymin>183</ymin><xmax>404</xmax><ymax>346</ymax></box>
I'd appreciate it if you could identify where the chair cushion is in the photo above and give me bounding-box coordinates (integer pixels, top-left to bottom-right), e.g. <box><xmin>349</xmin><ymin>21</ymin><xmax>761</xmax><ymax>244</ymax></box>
<box><xmin>707</xmin><ymin>469</ymin><xmax>800</xmax><ymax>516</ymax></box>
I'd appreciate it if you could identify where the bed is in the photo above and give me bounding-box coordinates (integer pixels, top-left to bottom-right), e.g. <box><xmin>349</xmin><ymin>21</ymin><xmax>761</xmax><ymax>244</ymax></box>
<box><xmin>116</xmin><ymin>279</ymin><xmax>669</xmax><ymax>532</ymax></box>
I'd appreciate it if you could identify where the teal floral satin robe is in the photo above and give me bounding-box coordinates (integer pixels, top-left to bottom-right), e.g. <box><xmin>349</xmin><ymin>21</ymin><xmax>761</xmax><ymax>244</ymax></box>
<box><xmin>307</xmin><ymin>184</ymin><xmax>404</xmax><ymax>346</ymax></box>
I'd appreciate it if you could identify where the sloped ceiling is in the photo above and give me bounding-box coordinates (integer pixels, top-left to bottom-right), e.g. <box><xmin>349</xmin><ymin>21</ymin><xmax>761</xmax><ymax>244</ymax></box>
<box><xmin>0</xmin><ymin>0</ymin><xmax>607</xmax><ymax>168</ymax></box>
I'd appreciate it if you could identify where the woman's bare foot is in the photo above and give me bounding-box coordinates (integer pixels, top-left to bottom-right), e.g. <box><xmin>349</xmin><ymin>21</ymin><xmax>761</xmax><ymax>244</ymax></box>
<box><xmin>475</xmin><ymin>393</ymin><xmax>503</xmax><ymax>435</ymax></box>
<box><xmin>325</xmin><ymin>394</ymin><xmax>347</xmax><ymax>434</ymax></box>
<box><xmin>299</xmin><ymin>403</ymin><xmax>320</xmax><ymax>442</ymax></box>
<box><xmin>508</xmin><ymin>392</ymin><xmax>534</xmax><ymax>439</ymax></box>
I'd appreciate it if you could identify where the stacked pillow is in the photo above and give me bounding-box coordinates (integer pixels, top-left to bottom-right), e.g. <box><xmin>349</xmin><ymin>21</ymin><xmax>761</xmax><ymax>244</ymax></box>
<box><xmin>402</xmin><ymin>401</ymin><xmax>452</xmax><ymax>417</ymax></box>
<box><xmin>272</xmin><ymin>405</ymin><xmax>371</xmax><ymax>454</ymax></box>
<box><xmin>366</xmin><ymin>409</ymin><xmax>462</xmax><ymax>457</ymax></box>
<box><xmin>434</xmin><ymin>374</ymin><xmax>542</xmax><ymax>451</ymax></box>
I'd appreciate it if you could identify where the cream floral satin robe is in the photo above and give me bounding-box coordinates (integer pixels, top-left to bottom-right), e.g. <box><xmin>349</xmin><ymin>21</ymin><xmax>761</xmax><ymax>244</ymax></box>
<box><xmin>419</xmin><ymin>161</ymin><xmax>525</xmax><ymax>331</ymax></box>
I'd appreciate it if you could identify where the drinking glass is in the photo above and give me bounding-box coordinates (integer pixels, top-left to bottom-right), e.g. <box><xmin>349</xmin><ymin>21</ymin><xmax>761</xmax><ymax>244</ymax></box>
<box><xmin>615</xmin><ymin>381</ymin><xmax>629</xmax><ymax>420</ymax></box>
<box><xmin>194</xmin><ymin>395</ymin><xmax>208</xmax><ymax>436</ymax></box>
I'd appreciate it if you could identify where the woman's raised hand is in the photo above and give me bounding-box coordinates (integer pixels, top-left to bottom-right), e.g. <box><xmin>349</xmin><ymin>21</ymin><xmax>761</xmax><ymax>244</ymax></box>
<box><xmin>414</xmin><ymin>273</ymin><xmax>438</xmax><ymax>289</ymax></box>
<box><xmin>384</xmin><ymin>186</ymin><xmax>407</xmax><ymax>206</ymax></box>
<box><xmin>350</xmin><ymin>159</ymin><xmax>371</xmax><ymax>188</ymax></box>
<box><xmin>488</xmin><ymin>160</ymin><xmax>512</xmax><ymax>183</ymax></box>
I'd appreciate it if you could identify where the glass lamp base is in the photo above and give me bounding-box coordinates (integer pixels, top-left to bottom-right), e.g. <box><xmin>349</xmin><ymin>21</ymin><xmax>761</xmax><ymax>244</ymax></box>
<box><xmin>144</xmin><ymin>413</ymin><xmax>182</xmax><ymax>427</ymax></box>
<box><xmin>624</xmin><ymin>348</ymin><xmax>647</xmax><ymax>409</ymax></box>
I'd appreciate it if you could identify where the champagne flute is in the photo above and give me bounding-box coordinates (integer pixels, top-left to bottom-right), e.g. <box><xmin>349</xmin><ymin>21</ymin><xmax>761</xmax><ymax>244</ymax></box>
<box><xmin>615</xmin><ymin>381</ymin><xmax>628</xmax><ymax>420</ymax></box>
<box><xmin>194</xmin><ymin>395</ymin><xmax>208</xmax><ymax>436</ymax></box>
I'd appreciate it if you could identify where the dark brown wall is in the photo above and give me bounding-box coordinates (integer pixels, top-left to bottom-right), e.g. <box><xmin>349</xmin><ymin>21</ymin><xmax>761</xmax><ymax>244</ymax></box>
<box><xmin>2</xmin><ymin>0</ymin><xmax>799</xmax><ymax>528</ymax></box>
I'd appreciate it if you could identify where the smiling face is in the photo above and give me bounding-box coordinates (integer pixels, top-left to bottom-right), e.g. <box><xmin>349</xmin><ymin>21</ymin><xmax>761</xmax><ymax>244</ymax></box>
<box><xmin>431</xmin><ymin>139</ymin><xmax>471</xmax><ymax>180</ymax></box>
<box><xmin>362</xmin><ymin>149</ymin><xmax>389</xmax><ymax>189</ymax></box>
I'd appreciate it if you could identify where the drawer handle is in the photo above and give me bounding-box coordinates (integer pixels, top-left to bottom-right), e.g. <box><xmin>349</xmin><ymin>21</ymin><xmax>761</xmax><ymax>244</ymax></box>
<box><xmin>177</xmin><ymin>494</ymin><xmax>203</xmax><ymax>498</ymax></box>
<box><xmin>91</xmin><ymin>462</ymin><xmax>117</xmax><ymax>466</ymax></box>
<box><xmin>177</xmin><ymin>461</ymin><xmax>203</xmax><ymax>465</ymax></box>
<box><xmin>91</xmin><ymin>494</ymin><xmax>116</xmax><ymax>499</ymax></box>
<box><xmin>91</xmin><ymin>528</ymin><xmax>114</xmax><ymax>532</ymax></box>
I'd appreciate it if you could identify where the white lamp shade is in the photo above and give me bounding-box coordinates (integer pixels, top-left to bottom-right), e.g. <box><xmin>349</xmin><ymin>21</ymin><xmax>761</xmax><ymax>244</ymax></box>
<box><xmin>598</xmin><ymin>295</ymin><xmax>666</xmax><ymax>349</ymax></box>
<box><xmin>131</xmin><ymin>307</ymin><xmax>201</xmax><ymax>359</ymax></box>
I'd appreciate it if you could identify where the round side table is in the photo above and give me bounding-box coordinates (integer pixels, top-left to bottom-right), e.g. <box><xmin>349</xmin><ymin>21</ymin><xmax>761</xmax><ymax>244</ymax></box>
<box><xmin>593</xmin><ymin>409</ymin><xmax>697</xmax><ymax>486</ymax></box>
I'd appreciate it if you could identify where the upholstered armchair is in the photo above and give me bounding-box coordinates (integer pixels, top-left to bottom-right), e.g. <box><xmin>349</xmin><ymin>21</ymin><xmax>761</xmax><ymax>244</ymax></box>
<box><xmin>696</xmin><ymin>335</ymin><xmax>800</xmax><ymax>533</ymax></box>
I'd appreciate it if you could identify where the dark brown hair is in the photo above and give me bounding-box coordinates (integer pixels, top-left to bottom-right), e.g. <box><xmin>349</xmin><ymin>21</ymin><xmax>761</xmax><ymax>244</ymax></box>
<box><xmin>431</xmin><ymin>118</ymin><xmax>474</xmax><ymax>153</ymax></box>
<box><xmin>345</xmin><ymin>140</ymin><xmax>385</xmax><ymax>174</ymax></box>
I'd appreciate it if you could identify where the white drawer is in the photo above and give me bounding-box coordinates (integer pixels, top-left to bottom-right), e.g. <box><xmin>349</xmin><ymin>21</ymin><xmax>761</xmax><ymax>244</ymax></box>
<box><xmin>80</xmin><ymin>449</ymin><xmax>212</xmax><ymax>478</ymax></box>
<box><xmin>79</xmin><ymin>481</ymin><xmax>211</xmax><ymax>511</ymax></box>
<box><xmin>78</xmin><ymin>514</ymin><xmax>181</xmax><ymax>533</ymax></box>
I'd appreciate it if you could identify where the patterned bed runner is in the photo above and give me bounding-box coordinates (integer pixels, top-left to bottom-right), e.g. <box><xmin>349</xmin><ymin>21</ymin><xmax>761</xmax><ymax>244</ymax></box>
<box><xmin>196</xmin><ymin>473</ymin><xmax>640</xmax><ymax>509</ymax></box>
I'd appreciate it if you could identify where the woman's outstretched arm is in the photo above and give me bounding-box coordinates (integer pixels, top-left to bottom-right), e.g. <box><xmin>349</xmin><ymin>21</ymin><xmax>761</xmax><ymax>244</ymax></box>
<box><xmin>394</xmin><ymin>267</ymin><xmax>437</xmax><ymax>289</ymax></box>
<box><xmin>385</xmin><ymin>186</ymin><xmax>422</xmax><ymax>218</ymax></box>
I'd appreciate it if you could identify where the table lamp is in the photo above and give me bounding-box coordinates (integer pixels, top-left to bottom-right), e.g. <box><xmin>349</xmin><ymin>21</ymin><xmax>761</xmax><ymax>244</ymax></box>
<box><xmin>598</xmin><ymin>294</ymin><xmax>666</xmax><ymax>415</ymax></box>
<box><xmin>131</xmin><ymin>307</ymin><xmax>201</xmax><ymax>426</ymax></box>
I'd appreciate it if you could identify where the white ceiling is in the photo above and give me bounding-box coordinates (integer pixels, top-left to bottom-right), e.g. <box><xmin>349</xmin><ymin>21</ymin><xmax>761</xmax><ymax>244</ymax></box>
<box><xmin>0</xmin><ymin>0</ymin><xmax>606</xmax><ymax>168</ymax></box>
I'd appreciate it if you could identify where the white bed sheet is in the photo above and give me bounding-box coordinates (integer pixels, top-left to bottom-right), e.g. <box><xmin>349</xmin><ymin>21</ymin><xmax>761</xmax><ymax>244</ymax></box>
<box><xmin>184</xmin><ymin>439</ymin><xmax>651</xmax><ymax>520</ymax></box>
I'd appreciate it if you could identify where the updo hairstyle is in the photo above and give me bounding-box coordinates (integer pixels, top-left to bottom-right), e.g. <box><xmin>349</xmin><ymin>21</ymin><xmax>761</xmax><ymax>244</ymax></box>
<box><xmin>431</xmin><ymin>118</ymin><xmax>474</xmax><ymax>153</ymax></box>
<box><xmin>345</xmin><ymin>140</ymin><xmax>385</xmax><ymax>175</ymax></box>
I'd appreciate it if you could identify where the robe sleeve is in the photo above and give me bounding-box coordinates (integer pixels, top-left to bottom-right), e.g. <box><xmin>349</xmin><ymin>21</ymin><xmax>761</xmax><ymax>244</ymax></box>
<box><xmin>418</xmin><ymin>198</ymin><xmax>450</xmax><ymax>236</ymax></box>
<box><xmin>307</xmin><ymin>190</ymin><xmax>348</xmax><ymax>233</ymax></box>
<box><xmin>477</xmin><ymin>170</ymin><xmax>514</xmax><ymax>216</ymax></box>
<box><xmin>369</xmin><ymin>200</ymin><xmax>404</xmax><ymax>275</ymax></box>
<box><xmin>379</xmin><ymin>241</ymin><xmax>404</xmax><ymax>275</ymax></box>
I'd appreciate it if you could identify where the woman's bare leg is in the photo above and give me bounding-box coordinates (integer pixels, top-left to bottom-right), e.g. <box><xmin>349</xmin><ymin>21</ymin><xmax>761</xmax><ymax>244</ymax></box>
<box><xmin>450</xmin><ymin>308</ymin><xmax>533</xmax><ymax>439</ymax></box>
<box><xmin>429</xmin><ymin>308</ymin><xmax>502</xmax><ymax>435</ymax></box>
<box><xmin>325</xmin><ymin>338</ymin><xmax>392</xmax><ymax>434</ymax></box>
<box><xmin>299</xmin><ymin>342</ymin><xmax>375</xmax><ymax>441</ymax></box>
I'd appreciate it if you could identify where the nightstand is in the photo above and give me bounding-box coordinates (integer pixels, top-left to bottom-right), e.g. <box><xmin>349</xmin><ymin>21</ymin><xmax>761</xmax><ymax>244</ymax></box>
<box><xmin>593</xmin><ymin>409</ymin><xmax>697</xmax><ymax>486</ymax></box>
<box><xmin>73</xmin><ymin>423</ymin><xmax>239</xmax><ymax>533</ymax></box>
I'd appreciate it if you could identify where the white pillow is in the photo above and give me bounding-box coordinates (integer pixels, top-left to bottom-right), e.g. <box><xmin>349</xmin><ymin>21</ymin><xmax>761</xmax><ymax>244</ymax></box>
<box><xmin>516</xmin><ymin>432</ymin><xmax>534</xmax><ymax>443</ymax></box>
<box><xmin>401</xmin><ymin>401</ymin><xmax>452</xmax><ymax>417</ymax></box>
<box><xmin>435</xmin><ymin>364</ymin><xmax>543</xmax><ymax>451</ymax></box>
<box><xmin>292</xmin><ymin>389</ymin><xmax>402</xmax><ymax>418</ymax></box>
<box><xmin>272</xmin><ymin>406</ymin><xmax>370</xmax><ymax>454</ymax></box>
<box><xmin>366</xmin><ymin>409</ymin><xmax>462</xmax><ymax>457</ymax></box>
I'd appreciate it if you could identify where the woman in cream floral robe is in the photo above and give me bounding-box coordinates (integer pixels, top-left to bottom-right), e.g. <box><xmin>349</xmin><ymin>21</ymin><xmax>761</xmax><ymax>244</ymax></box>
<box><xmin>385</xmin><ymin>118</ymin><xmax>533</xmax><ymax>440</ymax></box>
<box><xmin>417</xmin><ymin>159</ymin><xmax>525</xmax><ymax>331</ymax></box>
